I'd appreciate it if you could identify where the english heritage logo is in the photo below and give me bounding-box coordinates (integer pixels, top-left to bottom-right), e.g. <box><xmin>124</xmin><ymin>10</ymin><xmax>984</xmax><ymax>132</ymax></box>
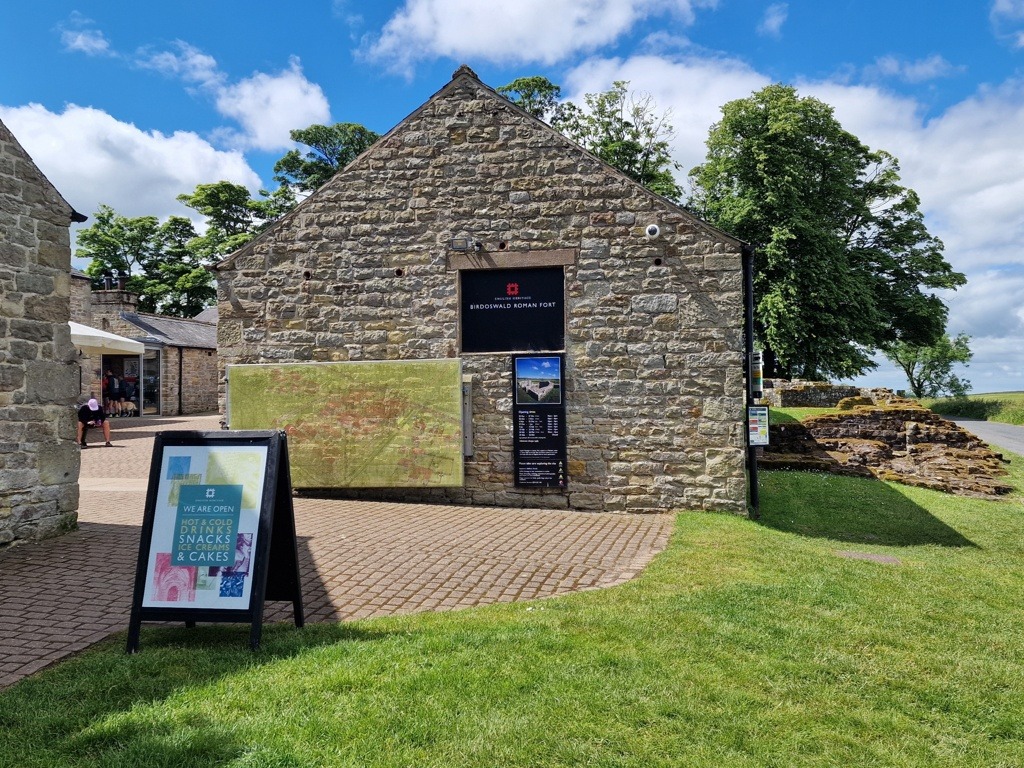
<box><xmin>467</xmin><ymin>280</ymin><xmax>558</xmax><ymax>312</ymax></box>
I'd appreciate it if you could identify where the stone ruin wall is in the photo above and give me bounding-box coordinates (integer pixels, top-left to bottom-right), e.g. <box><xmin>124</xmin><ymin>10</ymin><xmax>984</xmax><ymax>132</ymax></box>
<box><xmin>0</xmin><ymin>121</ymin><xmax>80</xmax><ymax>547</ymax></box>
<box><xmin>761</xmin><ymin>379</ymin><xmax>864</xmax><ymax>408</ymax></box>
<box><xmin>761</xmin><ymin>393</ymin><xmax>1011</xmax><ymax>497</ymax></box>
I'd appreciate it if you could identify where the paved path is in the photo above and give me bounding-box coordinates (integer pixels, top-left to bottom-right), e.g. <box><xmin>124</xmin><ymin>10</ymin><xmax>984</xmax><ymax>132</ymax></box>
<box><xmin>951</xmin><ymin>418</ymin><xmax>1024</xmax><ymax>457</ymax></box>
<box><xmin>0</xmin><ymin>414</ymin><xmax>673</xmax><ymax>689</ymax></box>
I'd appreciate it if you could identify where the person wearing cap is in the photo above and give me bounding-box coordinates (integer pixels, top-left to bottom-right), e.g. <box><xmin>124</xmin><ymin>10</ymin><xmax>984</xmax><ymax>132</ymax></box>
<box><xmin>76</xmin><ymin>398</ymin><xmax>113</xmax><ymax>448</ymax></box>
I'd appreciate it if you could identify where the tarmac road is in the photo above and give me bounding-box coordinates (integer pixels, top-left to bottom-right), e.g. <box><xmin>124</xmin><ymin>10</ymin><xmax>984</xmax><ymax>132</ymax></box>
<box><xmin>951</xmin><ymin>419</ymin><xmax>1024</xmax><ymax>457</ymax></box>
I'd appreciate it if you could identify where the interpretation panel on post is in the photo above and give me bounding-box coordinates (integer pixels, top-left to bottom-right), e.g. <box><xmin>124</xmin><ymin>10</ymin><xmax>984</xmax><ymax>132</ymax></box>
<box><xmin>512</xmin><ymin>355</ymin><xmax>567</xmax><ymax>488</ymax></box>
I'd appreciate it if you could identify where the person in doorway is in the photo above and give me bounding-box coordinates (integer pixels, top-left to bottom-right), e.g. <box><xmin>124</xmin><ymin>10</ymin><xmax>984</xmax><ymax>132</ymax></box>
<box><xmin>77</xmin><ymin>398</ymin><xmax>113</xmax><ymax>448</ymax></box>
<box><xmin>106</xmin><ymin>369</ymin><xmax>125</xmax><ymax>416</ymax></box>
<box><xmin>123</xmin><ymin>379</ymin><xmax>137</xmax><ymax>416</ymax></box>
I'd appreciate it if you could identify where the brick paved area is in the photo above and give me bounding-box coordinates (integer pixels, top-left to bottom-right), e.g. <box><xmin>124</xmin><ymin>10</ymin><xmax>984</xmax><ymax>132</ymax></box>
<box><xmin>0</xmin><ymin>414</ymin><xmax>674</xmax><ymax>689</ymax></box>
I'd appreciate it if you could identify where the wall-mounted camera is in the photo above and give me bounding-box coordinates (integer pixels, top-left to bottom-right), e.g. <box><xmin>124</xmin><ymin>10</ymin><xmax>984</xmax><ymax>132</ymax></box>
<box><xmin>644</xmin><ymin>224</ymin><xmax>660</xmax><ymax>239</ymax></box>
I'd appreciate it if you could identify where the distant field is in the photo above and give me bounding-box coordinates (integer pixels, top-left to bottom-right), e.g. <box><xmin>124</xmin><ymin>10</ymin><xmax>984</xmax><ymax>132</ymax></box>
<box><xmin>925</xmin><ymin>391</ymin><xmax>1024</xmax><ymax>425</ymax></box>
<box><xmin>766</xmin><ymin>393</ymin><xmax>1024</xmax><ymax>427</ymax></box>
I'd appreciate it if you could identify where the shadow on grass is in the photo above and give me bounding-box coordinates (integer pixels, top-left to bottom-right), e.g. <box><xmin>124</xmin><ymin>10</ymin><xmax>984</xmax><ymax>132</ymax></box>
<box><xmin>0</xmin><ymin>621</ymin><xmax>390</xmax><ymax>767</ymax></box>
<box><xmin>756</xmin><ymin>470</ymin><xmax>977</xmax><ymax>548</ymax></box>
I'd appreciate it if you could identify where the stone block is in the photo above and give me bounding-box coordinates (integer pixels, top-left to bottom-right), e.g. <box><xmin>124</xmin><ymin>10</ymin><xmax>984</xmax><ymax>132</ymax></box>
<box><xmin>25</xmin><ymin>361</ymin><xmax>77</xmax><ymax>402</ymax></box>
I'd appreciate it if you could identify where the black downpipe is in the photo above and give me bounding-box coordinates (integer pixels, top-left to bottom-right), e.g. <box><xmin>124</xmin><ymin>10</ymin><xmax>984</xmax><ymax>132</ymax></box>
<box><xmin>742</xmin><ymin>244</ymin><xmax>760</xmax><ymax>518</ymax></box>
<box><xmin>178</xmin><ymin>347</ymin><xmax>184</xmax><ymax>416</ymax></box>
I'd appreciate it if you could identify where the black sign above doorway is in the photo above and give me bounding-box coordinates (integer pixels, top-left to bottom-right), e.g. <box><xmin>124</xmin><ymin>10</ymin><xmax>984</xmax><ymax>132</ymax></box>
<box><xmin>460</xmin><ymin>267</ymin><xmax>565</xmax><ymax>353</ymax></box>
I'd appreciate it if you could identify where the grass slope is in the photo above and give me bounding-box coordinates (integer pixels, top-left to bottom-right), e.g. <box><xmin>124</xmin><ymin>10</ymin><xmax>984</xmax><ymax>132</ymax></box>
<box><xmin>2</xmin><ymin>460</ymin><xmax>1024</xmax><ymax>767</ymax></box>
<box><xmin>925</xmin><ymin>392</ymin><xmax>1024</xmax><ymax>425</ymax></box>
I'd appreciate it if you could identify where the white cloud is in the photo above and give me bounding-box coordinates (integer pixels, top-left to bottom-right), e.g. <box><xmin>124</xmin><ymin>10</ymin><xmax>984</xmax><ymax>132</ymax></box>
<box><xmin>946</xmin><ymin>271</ymin><xmax>1024</xmax><ymax>340</ymax></box>
<box><xmin>757</xmin><ymin>3</ymin><xmax>787</xmax><ymax>39</ymax></box>
<box><xmin>60</xmin><ymin>28</ymin><xmax>113</xmax><ymax>56</ymax></box>
<box><xmin>83</xmin><ymin>37</ymin><xmax>329</xmax><ymax>152</ymax></box>
<box><xmin>867</xmin><ymin>54</ymin><xmax>961</xmax><ymax>83</ymax></box>
<box><xmin>362</xmin><ymin>0</ymin><xmax>718</xmax><ymax>76</ymax></box>
<box><xmin>0</xmin><ymin>103</ymin><xmax>261</xmax><ymax>229</ymax></box>
<box><xmin>214</xmin><ymin>58</ymin><xmax>331</xmax><ymax>151</ymax></box>
<box><xmin>136</xmin><ymin>41</ymin><xmax>223</xmax><ymax>88</ymax></box>
<box><xmin>57</xmin><ymin>13</ymin><xmax>114</xmax><ymax>57</ymax></box>
<box><xmin>991</xmin><ymin>0</ymin><xmax>1024</xmax><ymax>46</ymax></box>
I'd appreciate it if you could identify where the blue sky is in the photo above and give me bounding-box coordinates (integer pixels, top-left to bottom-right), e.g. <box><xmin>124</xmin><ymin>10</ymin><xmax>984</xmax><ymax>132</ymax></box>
<box><xmin>3</xmin><ymin>1</ymin><xmax>1023</xmax><ymax>393</ymax></box>
<box><xmin>517</xmin><ymin>357</ymin><xmax>562</xmax><ymax>382</ymax></box>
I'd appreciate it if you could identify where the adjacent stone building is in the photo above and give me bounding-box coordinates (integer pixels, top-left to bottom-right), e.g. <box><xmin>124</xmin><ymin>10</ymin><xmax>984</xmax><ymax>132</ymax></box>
<box><xmin>214</xmin><ymin>67</ymin><xmax>749</xmax><ymax>514</ymax></box>
<box><xmin>69</xmin><ymin>270</ymin><xmax>218</xmax><ymax>415</ymax></box>
<box><xmin>1</xmin><ymin>118</ymin><xmax>84</xmax><ymax>546</ymax></box>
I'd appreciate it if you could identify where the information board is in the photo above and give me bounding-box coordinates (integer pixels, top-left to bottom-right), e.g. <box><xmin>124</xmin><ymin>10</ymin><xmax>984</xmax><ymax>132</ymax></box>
<box><xmin>748</xmin><ymin>406</ymin><xmax>770</xmax><ymax>446</ymax></box>
<box><xmin>461</xmin><ymin>267</ymin><xmax>565</xmax><ymax>353</ymax></box>
<box><xmin>127</xmin><ymin>430</ymin><xmax>303</xmax><ymax>652</ymax></box>
<box><xmin>512</xmin><ymin>355</ymin><xmax>567</xmax><ymax>488</ymax></box>
<box><xmin>227</xmin><ymin>360</ymin><xmax>464</xmax><ymax>489</ymax></box>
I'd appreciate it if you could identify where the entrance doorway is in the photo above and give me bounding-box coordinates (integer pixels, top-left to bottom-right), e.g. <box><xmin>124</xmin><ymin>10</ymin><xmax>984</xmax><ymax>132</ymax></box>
<box><xmin>143</xmin><ymin>349</ymin><xmax>161</xmax><ymax>415</ymax></box>
<box><xmin>101</xmin><ymin>355</ymin><xmax>141</xmax><ymax>416</ymax></box>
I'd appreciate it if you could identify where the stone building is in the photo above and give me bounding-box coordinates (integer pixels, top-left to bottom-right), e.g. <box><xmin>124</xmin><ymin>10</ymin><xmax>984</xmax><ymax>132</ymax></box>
<box><xmin>1</xmin><ymin>118</ymin><xmax>85</xmax><ymax>546</ymax></box>
<box><xmin>69</xmin><ymin>270</ymin><xmax>217</xmax><ymax>415</ymax></box>
<box><xmin>214</xmin><ymin>67</ymin><xmax>749</xmax><ymax>514</ymax></box>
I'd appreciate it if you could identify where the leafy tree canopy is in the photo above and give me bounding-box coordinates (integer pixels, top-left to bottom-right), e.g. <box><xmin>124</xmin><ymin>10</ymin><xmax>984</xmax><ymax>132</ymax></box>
<box><xmin>273</xmin><ymin>122</ymin><xmax>380</xmax><ymax>194</ymax></box>
<box><xmin>688</xmin><ymin>84</ymin><xmax>966</xmax><ymax>380</ymax></box>
<box><xmin>176</xmin><ymin>181</ymin><xmax>294</xmax><ymax>261</ymax></box>
<box><xmin>76</xmin><ymin>208</ymin><xmax>214</xmax><ymax>317</ymax></box>
<box><xmin>497</xmin><ymin>76</ymin><xmax>566</xmax><ymax>123</ymax></box>
<box><xmin>499</xmin><ymin>77</ymin><xmax>682</xmax><ymax>200</ymax></box>
<box><xmin>885</xmin><ymin>332</ymin><xmax>973</xmax><ymax>399</ymax></box>
<box><xmin>77</xmin><ymin>204</ymin><xmax>160</xmax><ymax>278</ymax></box>
<box><xmin>76</xmin><ymin>120</ymin><xmax>381</xmax><ymax>317</ymax></box>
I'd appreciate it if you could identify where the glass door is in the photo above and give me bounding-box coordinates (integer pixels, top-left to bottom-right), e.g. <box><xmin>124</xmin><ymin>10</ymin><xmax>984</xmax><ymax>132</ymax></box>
<box><xmin>142</xmin><ymin>349</ymin><xmax>161</xmax><ymax>415</ymax></box>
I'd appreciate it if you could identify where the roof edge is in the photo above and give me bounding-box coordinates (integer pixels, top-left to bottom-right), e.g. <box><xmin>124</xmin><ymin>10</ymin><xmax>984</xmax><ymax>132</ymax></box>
<box><xmin>213</xmin><ymin>64</ymin><xmax>746</xmax><ymax>269</ymax></box>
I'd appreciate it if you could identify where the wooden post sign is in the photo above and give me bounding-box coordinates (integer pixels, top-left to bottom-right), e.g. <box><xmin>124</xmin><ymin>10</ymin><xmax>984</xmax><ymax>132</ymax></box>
<box><xmin>126</xmin><ymin>430</ymin><xmax>304</xmax><ymax>652</ymax></box>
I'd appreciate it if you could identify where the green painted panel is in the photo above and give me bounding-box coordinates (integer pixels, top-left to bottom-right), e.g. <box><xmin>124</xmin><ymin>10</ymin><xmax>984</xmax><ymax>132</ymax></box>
<box><xmin>228</xmin><ymin>360</ymin><xmax>464</xmax><ymax>488</ymax></box>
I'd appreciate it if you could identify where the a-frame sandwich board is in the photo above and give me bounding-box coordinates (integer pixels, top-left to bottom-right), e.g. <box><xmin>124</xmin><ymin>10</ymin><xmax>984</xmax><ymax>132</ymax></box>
<box><xmin>126</xmin><ymin>430</ymin><xmax>303</xmax><ymax>653</ymax></box>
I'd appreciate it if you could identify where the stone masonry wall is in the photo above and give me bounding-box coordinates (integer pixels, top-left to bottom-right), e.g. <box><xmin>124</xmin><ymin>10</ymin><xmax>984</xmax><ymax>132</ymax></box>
<box><xmin>70</xmin><ymin>272</ymin><xmax>91</xmax><ymax>324</ymax></box>
<box><xmin>70</xmin><ymin>274</ymin><xmax>100</xmax><ymax>400</ymax></box>
<box><xmin>160</xmin><ymin>346</ymin><xmax>219</xmax><ymax>415</ymax></box>
<box><xmin>0</xmin><ymin>120</ymin><xmax>80</xmax><ymax>546</ymax></box>
<box><xmin>216</xmin><ymin>72</ymin><xmax>748</xmax><ymax>514</ymax></box>
<box><xmin>761</xmin><ymin>379</ymin><xmax>863</xmax><ymax>408</ymax></box>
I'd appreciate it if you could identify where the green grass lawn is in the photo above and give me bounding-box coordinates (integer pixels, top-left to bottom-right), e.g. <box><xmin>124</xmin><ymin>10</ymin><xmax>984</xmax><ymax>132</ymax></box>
<box><xmin>3</xmin><ymin>459</ymin><xmax>1024</xmax><ymax>767</ymax></box>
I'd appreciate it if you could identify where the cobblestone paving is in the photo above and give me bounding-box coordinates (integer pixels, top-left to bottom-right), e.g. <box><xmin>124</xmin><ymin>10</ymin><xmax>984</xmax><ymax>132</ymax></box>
<box><xmin>0</xmin><ymin>414</ymin><xmax>674</xmax><ymax>689</ymax></box>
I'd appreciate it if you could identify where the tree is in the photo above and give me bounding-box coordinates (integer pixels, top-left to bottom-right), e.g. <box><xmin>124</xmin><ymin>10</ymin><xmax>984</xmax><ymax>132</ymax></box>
<box><xmin>688</xmin><ymin>84</ymin><xmax>966</xmax><ymax>380</ymax></box>
<box><xmin>499</xmin><ymin>77</ymin><xmax>682</xmax><ymax>199</ymax></box>
<box><xmin>176</xmin><ymin>181</ymin><xmax>293</xmax><ymax>260</ymax></box>
<box><xmin>273</xmin><ymin>122</ymin><xmax>380</xmax><ymax>194</ymax></box>
<box><xmin>77</xmin><ymin>204</ymin><xmax>160</xmax><ymax>281</ymax></box>
<box><xmin>497</xmin><ymin>76</ymin><xmax>566</xmax><ymax>123</ymax></box>
<box><xmin>141</xmin><ymin>216</ymin><xmax>216</xmax><ymax>317</ymax></box>
<box><xmin>76</xmin><ymin>208</ymin><xmax>214</xmax><ymax>317</ymax></box>
<box><xmin>885</xmin><ymin>332</ymin><xmax>973</xmax><ymax>398</ymax></box>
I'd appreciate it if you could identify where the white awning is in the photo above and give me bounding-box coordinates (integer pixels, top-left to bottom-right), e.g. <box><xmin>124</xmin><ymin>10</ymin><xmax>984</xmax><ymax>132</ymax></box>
<box><xmin>69</xmin><ymin>321</ymin><xmax>145</xmax><ymax>355</ymax></box>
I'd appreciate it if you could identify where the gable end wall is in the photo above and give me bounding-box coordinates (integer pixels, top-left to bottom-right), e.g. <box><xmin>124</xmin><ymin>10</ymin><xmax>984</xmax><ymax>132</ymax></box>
<box><xmin>0</xmin><ymin>121</ymin><xmax>80</xmax><ymax>546</ymax></box>
<box><xmin>216</xmin><ymin>77</ymin><xmax>747</xmax><ymax>514</ymax></box>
